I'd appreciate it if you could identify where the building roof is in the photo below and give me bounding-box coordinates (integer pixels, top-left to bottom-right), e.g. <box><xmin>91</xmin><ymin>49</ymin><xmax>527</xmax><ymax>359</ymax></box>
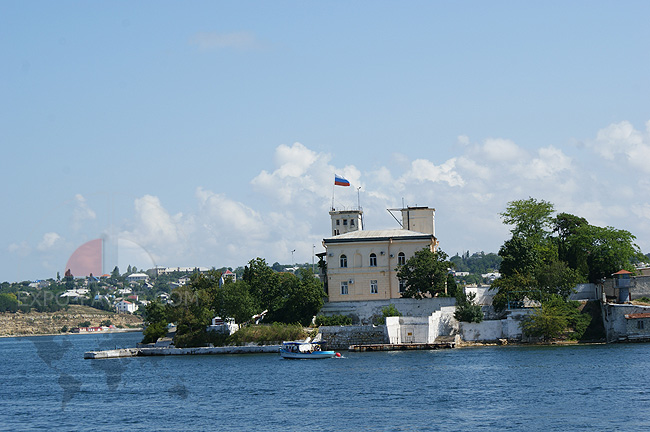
<box><xmin>324</xmin><ymin>229</ymin><xmax>434</xmax><ymax>244</ymax></box>
<box><xmin>625</xmin><ymin>313</ymin><xmax>650</xmax><ymax>319</ymax></box>
<box><xmin>613</xmin><ymin>269</ymin><xmax>633</xmax><ymax>275</ymax></box>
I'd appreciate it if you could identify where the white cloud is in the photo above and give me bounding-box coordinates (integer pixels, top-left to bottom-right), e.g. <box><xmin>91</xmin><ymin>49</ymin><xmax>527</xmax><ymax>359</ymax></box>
<box><xmin>37</xmin><ymin>232</ymin><xmax>62</xmax><ymax>251</ymax></box>
<box><xmin>480</xmin><ymin>138</ymin><xmax>526</xmax><ymax>162</ymax></box>
<box><xmin>49</xmin><ymin>119</ymin><xmax>650</xmax><ymax>275</ymax></box>
<box><xmin>189</xmin><ymin>31</ymin><xmax>260</xmax><ymax>50</ymax></box>
<box><xmin>196</xmin><ymin>187</ymin><xmax>267</xmax><ymax>239</ymax></box>
<box><xmin>399</xmin><ymin>158</ymin><xmax>465</xmax><ymax>187</ymax></box>
<box><xmin>591</xmin><ymin>120</ymin><xmax>650</xmax><ymax>173</ymax></box>
<box><xmin>8</xmin><ymin>241</ymin><xmax>30</xmax><ymax>257</ymax></box>
<box><xmin>119</xmin><ymin>195</ymin><xmax>190</xmax><ymax>266</ymax></box>
<box><xmin>72</xmin><ymin>194</ymin><xmax>96</xmax><ymax>230</ymax></box>
<box><xmin>251</xmin><ymin>142</ymin><xmax>336</xmax><ymax>208</ymax></box>
<box><xmin>513</xmin><ymin>146</ymin><xmax>572</xmax><ymax>180</ymax></box>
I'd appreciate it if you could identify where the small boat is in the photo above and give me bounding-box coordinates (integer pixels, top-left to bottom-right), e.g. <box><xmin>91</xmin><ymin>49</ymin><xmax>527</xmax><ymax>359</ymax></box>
<box><xmin>280</xmin><ymin>340</ymin><xmax>337</xmax><ymax>359</ymax></box>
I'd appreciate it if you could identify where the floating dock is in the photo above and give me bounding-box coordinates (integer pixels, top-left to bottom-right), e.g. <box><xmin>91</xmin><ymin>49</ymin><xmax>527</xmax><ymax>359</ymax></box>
<box><xmin>84</xmin><ymin>345</ymin><xmax>282</xmax><ymax>359</ymax></box>
<box><xmin>348</xmin><ymin>342</ymin><xmax>455</xmax><ymax>352</ymax></box>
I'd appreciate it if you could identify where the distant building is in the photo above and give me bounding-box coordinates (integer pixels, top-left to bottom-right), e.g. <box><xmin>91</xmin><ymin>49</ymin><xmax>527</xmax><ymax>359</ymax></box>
<box><xmin>126</xmin><ymin>273</ymin><xmax>149</xmax><ymax>283</ymax></box>
<box><xmin>152</xmin><ymin>266</ymin><xmax>210</xmax><ymax>276</ymax></box>
<box><xmin>116</xmin><ymin>300</ymin><xmax>137</xmax><ymax>314</ymax></box>
<box><xmin>219</xmin><ymin>269</ymin><xmax>237</xmax><ymax>287</ymax></box>
<box><xmin>60</xmin><ymin>289</ymin><xmax>89</xmax><ymax>299</ymax></box>
<box><xmin>323</xmin><ymin>206</ymin><xmax>438</xmax><ymax>302</ymax></box>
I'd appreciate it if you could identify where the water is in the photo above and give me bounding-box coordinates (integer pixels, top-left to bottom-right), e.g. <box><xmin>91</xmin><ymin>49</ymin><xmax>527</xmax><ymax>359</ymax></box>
<box><xmin>2</xmin><ymin>332</ymin><xmax>650</xmax><ymax>431</ymax></box>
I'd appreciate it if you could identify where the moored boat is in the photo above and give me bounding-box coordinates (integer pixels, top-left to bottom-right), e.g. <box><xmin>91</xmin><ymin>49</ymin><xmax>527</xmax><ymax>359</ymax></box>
<box><xmin>280</xmin><ymin>341</ymin><xmax>338</xmax><ymax>359</ymax></box>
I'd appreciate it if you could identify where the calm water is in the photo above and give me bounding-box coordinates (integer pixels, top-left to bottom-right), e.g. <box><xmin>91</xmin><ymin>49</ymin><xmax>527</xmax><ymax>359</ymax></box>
<box><xmin>2</xmin><ymin>332</ymin><xmax>650</xmax><ymax>431</ymax></box>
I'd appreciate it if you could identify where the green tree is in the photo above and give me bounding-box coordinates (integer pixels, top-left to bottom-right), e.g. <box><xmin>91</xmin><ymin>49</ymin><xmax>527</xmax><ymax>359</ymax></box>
<box><xmin>454</xmin><ymin>290</ymin><xmax>483</xmax><ymax>323</ymax></box>
<box><xmin>493</xmin><ymin>198</ymin><xmax>643</xmax><ymax>313</ymax></box>
<box><xmin>520</xmin><ymin>295</ymin><xmax>591</xmax><ymax>341</ymax></box>
<box><xmin>397</xmin><ymin>248</ymin><xmax>452</xmax><ymax>299</ymax></box>
<box><xmin>500</xmin><ymin>197</ymin><xmax>555</xmax><ymax>241</ymax></box>
<box><xmin>498</xmin><ymin>236</ymin><xmax>541</xmax><ymax>278</ymax></box>
<box><xmin>215</xmin><ymin>280</ymin><xmax>258</xmax><ymax>324</ymax></box>
<box><xmin>168</xmin><ymin>282</ymin><xmax>214</xmax><ymax>347</ymax></box>
<box><xmin>242</xmin><ymin>258</ymin><xmax>278</xmax><ymax>309</ymax></box>
<box><xmin>535</xmin><ymin>260</ymin><xmax>583</xmax><ymax>299</ymax></box>
<box><xmin>264</xmin><ymin>269</ymin><xmax>325</xmax><ymax>326</ymax></box>
<box><xmin>491</xmin><ymin>271</ymin><xmax>537</xmax><ymax>313</ymax></box>
<box><xmin>0</xmin><ymin>293</ymin><xmax>19</xmax><ymax>312</ymax></box>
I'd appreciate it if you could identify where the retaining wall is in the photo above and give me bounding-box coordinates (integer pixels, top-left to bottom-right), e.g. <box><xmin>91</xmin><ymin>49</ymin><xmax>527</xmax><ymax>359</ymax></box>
<box><xmin>320</xmin><ymin>297</ymin><xmax>456</xmax><ymax>325</ymax></box>
<box><xmin>318</xmin><ymin>325</ymin><xmax>388</xmax><ymax>350</ymax></box>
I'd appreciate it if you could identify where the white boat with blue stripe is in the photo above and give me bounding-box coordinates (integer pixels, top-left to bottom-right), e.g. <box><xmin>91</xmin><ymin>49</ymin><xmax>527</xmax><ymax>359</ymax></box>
<box><xmin>280</xmin><ymin>340</ymin><xmax>338</xmax><ymax>359</ymax></box>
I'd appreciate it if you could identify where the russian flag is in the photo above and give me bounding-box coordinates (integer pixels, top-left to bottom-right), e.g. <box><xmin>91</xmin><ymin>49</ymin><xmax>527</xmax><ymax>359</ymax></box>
<box><xmin>334</xmin><ymin>174</ymin><xmax>351</xmax><ymax>187</ymax></box>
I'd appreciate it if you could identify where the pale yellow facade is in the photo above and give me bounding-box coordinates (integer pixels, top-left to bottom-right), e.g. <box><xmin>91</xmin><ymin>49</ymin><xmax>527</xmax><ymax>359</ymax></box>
<box><xmin>324</xmin><ymin>229</ymin><xmax>437</xmax><ymax>302</ymax></box>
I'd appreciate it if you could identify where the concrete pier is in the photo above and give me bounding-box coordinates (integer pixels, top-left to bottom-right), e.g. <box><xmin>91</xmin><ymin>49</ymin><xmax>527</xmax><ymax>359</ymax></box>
<box><xmin>348</xmin><ymin>342</ymin><xmax>455</xmax><ymax>352</ymax></box>
<box><xmin>84</xmin><ymin>345</ymin><xmax>282</xmax><ymax>359</ymax></box>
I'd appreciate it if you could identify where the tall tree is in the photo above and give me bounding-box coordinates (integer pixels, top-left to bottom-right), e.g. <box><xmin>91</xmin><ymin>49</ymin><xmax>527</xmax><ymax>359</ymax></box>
<box><xmin>500</xmin><ymin>197</ymin><xmax>554</xmax><ymax>241</ymax></box>
<box><xmin>493</xmin><ymin>198</ymin><xmax>644</xmax><ymax>313</ymax></box>
<box><xmin>397</xmin><ymin>248</ymin><xmax>452</xmax><ymax>299</ymax></box>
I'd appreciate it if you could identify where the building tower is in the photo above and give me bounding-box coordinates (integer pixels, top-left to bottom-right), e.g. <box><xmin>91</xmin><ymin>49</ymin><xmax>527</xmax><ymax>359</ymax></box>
<box><xmin>400</xmin><ymin>206</ymin><xmax>435</xmax><ymax>236</ymax></box>
<box><xmin>329</xmin><ymin>209</ymin><xmax>363</xmax><ymax>236</ymax></box>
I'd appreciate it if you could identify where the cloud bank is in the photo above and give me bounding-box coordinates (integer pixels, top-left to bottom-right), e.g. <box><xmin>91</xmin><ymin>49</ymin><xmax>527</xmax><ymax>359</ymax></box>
<box><xmin>13</xmin><ymin>119</ymin><xmax>650</xmax><ymax>276</ymax></box>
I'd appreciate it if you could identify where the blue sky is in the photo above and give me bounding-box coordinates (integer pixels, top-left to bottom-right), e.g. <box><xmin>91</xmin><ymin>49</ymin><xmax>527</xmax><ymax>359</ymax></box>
<box><xmin>3</xmin><ymin>1</ymin><xmax>650</xmax><ymax>281</ymax></box>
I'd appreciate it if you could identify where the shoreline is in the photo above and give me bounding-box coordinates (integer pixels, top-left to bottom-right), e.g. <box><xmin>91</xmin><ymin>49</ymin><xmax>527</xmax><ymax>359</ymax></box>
<box><xmin>0</xmin><ymin>328</ymin><xmax>143</xmax><ymax>339</ymax></box>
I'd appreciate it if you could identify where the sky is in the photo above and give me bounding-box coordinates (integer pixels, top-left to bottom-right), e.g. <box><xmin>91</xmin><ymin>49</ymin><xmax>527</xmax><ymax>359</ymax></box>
<box><xmin>2</xmin><ymin>1</ymin><xmax>650</xmax><ymax>282</ymax></box>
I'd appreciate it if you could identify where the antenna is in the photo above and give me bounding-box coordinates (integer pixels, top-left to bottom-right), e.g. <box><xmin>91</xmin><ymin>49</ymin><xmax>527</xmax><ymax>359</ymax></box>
<box><xmin>357</xmin><ymin>186</ymin><xmax>361</xmax><ymax>210</ymax></box>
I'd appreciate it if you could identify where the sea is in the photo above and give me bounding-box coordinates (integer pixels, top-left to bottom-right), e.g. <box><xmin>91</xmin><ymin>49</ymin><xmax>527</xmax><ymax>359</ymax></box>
<box><xmin>2</xmin><ymin>332</ymin><xmax>650</xmax><ymax>431</ymax></box>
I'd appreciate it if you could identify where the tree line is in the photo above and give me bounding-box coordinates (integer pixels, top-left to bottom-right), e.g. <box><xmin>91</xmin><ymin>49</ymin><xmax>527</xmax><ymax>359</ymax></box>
<box><xmin>142</xmin><ymin>258</ymin><xmax>325</xmax><ymax>347</ymax></box>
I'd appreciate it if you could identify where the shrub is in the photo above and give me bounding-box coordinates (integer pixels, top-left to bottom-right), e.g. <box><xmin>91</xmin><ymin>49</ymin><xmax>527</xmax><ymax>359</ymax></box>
<box><xmin>228</xmin><ymin>323</ymin><xmax>307</xmax><ymax>345</ymax></box>
<box><xmin>314</xmin><ymin>314</ymin><xmax>352</xmax><ymax>326</ymax></box>
<box><xmin>376</xmin><ymin>304</ymin><xmax>402</xmax><ymax>325</ymax></box>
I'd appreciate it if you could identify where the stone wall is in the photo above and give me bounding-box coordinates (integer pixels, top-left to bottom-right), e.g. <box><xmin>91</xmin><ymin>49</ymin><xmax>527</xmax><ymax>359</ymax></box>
<box><xmin>320</xmin><ymin>297</ymin><xmax>456</xmax><ymax>325</ymax></box>
<box><xmin>318</xmin><ymin>325</ymin><xmax>388</xmax><ymax>350</ymax></box>
<box><xmin>460</xmin><ymin>310</ymin><xmax>532</xmax><ymax>342</ymax></box>
<box><xmin>631</xmin><ymin>276</ymin><xmax>650</xmax><ymax>299</ymax></box>
<box><xmin>569</xmin><ymin>283</ymin><xmax>597</xmax><ymax>301</ymax></box>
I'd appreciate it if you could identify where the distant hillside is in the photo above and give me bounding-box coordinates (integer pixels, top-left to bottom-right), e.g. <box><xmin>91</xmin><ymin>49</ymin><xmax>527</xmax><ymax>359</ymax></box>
<box><xmin>0</xmin><ymin>305</ymin><xmax>142</xmax><ymax>337</ymax></box>
<box><xmin>450</xmin><ymin>251</ymin><xmax>502</xmax><ymax>274</ymax></box>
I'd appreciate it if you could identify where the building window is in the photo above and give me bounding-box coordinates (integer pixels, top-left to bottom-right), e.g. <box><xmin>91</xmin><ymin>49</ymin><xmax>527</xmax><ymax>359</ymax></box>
<box><xmin>398</xmin><ymin>252</ymin><xmax>406</xmax><ymax>266</ymax></box>
<box><xmin>343</xmin><ymin>219</ymin><xmax>348</xmax><ymax>226</ymax></box>
<box><xmin>350</xmin><ymin>219</ymin><xmax>355</xmax><ymax>226</ymax></box>
<box><xmin>370</xmin><ymin>280</ymin><xmax>378</xmax><ymax>294</ymax></box>
<box><xmin>638</xmin><ymin>320</ymin><xmax>645</xmax><ymax>330</ymax></box>
<box><xmin>369</xmin><ymin>253</ymin><xmax>377</xmax><ymax>267</ymax></box>
<box><xmin>340</xmin><ymin>254</ymin><xmax>347</xmax><ymax>268</ymax></box>
<box><xmin>336</xmin><ymin>219</ymin><xmax>340</xmax><ymax>225</ymax></box>
<box><xmin>399</xmin><ymin>279</ymin><xmax>406</xmax><ymax>293</ymax></box>
<box><xmin>341</xmin><ymin>281</ymin><xmax>348</xmax><ymax>295</ymax></box>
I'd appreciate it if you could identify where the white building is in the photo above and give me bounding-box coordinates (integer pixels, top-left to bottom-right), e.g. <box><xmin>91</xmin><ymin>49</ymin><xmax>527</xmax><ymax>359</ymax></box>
<box><xmin>323</xmin><ymin>206</ymin><xmax>438</xmax><ymax>302</ymax></box>
<box><xmin>116</xmin><ymin>300</ymin><xmax>137</xmax><ymax>314</ymax></box>
<box><xmin>126</xmin><ymin>273</ymin><xmax>149</xmax><ymax>283</ymax></box>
